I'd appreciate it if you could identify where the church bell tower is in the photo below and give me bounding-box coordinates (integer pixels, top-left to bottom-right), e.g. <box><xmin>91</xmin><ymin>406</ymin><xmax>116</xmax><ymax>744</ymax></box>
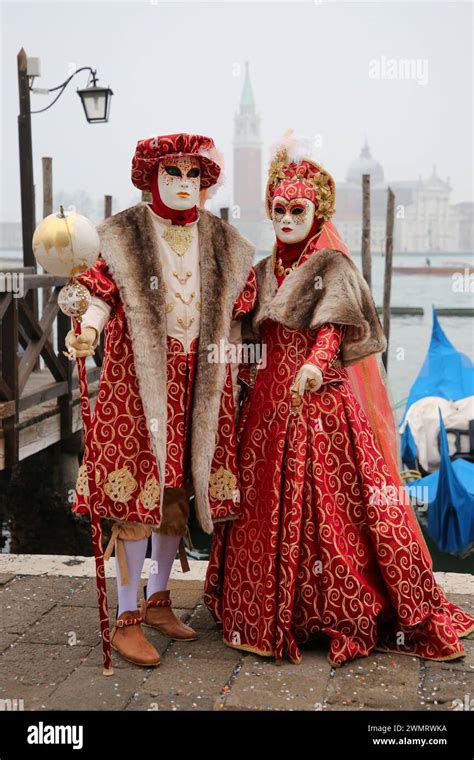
<box><xmin>233</xmin><ymin>62</ymin><xmax>263</xmax><ymax>224</ymax></box>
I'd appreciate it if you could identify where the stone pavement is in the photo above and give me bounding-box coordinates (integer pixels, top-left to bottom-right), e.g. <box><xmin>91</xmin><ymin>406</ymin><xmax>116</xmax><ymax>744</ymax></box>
<box><xmin>0</xmin><ymin>570</ymin><xmax>473</xmax><ymax>712</ymax></box>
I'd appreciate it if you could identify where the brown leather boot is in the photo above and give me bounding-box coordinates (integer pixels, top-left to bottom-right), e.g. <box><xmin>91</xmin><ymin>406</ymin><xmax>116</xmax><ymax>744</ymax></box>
<box><xmin>110</xmin><ymin>610</ymin><xmax>161</xmax><ymax>667</ymax></box>
<box><xmin>141</xmin><ymin>591</ymin><xmax>197</xmax><ymax>641</ymax></box>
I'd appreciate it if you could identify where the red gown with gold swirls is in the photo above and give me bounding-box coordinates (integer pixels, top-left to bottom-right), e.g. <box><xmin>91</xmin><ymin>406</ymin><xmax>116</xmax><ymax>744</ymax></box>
<box><xmin>205</xmin><ymin>261</ymin><xmax>474</xmax><ymax>667</ymax></box>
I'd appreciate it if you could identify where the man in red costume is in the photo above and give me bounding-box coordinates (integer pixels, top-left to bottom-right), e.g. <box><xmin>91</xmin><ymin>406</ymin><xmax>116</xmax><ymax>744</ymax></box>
<box><xmin>66</xmin><ymin>133</ymin><xmax>256</xmax><ymax>667</ymax></box>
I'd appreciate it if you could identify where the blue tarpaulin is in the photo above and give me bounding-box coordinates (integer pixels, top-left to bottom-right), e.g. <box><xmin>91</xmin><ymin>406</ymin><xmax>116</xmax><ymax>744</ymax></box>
<box><xmin>423</xmin><ymin>412</ymin><xmax>474</xmax><ymax>553</ymax></box>
<box><xmin>401</xmin><ymin>308</ymin><xmax>474</xmax><ymax>466</ymax></box>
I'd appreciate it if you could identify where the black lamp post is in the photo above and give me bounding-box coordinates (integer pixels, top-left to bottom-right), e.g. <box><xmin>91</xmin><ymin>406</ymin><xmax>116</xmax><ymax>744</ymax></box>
<box><xmin>17</xmin><ymin>47</ymin><xmax>113</xmax><ymax>269</ymax></box>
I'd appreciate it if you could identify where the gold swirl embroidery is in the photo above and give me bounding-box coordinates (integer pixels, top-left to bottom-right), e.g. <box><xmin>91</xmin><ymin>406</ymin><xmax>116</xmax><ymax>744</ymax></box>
<box><xmin>209</xmin><ymin>466</ymin><xmax>238</xmax><ymax>502</ymax></box>
<box><xmin>139</xmin><ymin>475</ymin><xmax>161</xmax><ymax>511</ymax></box>
<box><xmin>103</xmin><ymin>467</ymin><xmax>138</xmax><ymax>503</ymax></box>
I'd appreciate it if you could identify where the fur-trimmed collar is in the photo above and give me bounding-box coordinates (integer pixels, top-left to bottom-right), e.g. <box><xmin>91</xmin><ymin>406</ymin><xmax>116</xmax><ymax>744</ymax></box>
<box><xmin>96</xmin><ymin>203</ymin><xmax>255</xmax><ymax>533</ymax></box>
<box><xmin>253</xmin><ymin>249</ymin><xmax>386</xmax><ymax>365</ymax></box>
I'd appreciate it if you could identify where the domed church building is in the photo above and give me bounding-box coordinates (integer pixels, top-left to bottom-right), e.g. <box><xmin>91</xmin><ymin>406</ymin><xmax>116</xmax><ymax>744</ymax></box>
<box><xmin>335</xmin><ymin>141</ymin><xmax>468</xmax><ymax>255</ymax></box>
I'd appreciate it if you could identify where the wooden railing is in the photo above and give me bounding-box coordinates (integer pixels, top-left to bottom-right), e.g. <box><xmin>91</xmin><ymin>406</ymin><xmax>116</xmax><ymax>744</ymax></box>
<box><xmin>0</xmin><ymin>268</ymin><xmax>103</xmax><ymax>468</ymax></box>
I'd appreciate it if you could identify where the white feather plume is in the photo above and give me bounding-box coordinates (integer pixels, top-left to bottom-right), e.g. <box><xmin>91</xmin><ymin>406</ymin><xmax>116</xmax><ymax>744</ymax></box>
<box><xmin>270</xmin><ymin>129</ymin><xmax>313</xmax><ymax>165</ymax></box>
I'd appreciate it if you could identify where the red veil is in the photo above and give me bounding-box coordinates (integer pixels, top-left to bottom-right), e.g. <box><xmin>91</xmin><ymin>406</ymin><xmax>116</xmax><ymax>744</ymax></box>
<box><xmin>315</xmin><ymin>221</ymin><xmax>432</xmax><ymax>565</ymax></box>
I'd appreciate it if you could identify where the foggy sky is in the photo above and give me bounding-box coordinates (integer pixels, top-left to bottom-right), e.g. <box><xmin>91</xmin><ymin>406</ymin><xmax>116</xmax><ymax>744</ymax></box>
<box><xmin>1</xmin><ymin>0</ymin><xmax>472</xmax><ymax>222</ymax></box>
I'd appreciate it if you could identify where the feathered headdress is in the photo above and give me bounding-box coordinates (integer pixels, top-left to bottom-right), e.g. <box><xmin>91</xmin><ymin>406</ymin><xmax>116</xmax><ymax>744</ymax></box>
<box><xmin>266</xmin><ymin>130</ymin><xmax>336</xmax><ymax>221</ymax></box>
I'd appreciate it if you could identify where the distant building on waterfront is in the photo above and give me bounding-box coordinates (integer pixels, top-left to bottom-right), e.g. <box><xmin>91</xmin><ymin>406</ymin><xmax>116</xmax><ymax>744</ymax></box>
<box><xmin>335</xmin><ymin>141</ymin><xmax>473</xmax><ymax>254</ymax></box>
<box><xmin>453</xmin><ymin>202</ymin><xmax>474</xmax><ymax>253</ymax></box>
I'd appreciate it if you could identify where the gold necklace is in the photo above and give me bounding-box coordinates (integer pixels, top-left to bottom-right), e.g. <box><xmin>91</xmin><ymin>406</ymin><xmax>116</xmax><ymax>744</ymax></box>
<box><xmin>271</xmin><ymin>229</ymin><xmax>324</xmax><ymax>277</ymax></box>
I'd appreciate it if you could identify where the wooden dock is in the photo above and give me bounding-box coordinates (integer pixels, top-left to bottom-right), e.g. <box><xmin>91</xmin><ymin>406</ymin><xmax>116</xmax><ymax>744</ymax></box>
<box><xmin>393</xmin><ymin>265</ymin><xmax>473</xmax><ymax>276</ymax></box>
<box><xmin>376</xmin><ymin>307</ymin><xmax>474</xmax><ymax>317</ymax></box>
<box><xmin>0</xmin><ymin>270</ymin><xmax>102</xmax><ymax>470</ymax></box>
<box><xmin>0</xmin><ymin>369</ymin><xmax>98</xmax><ymax>470</ymax></box>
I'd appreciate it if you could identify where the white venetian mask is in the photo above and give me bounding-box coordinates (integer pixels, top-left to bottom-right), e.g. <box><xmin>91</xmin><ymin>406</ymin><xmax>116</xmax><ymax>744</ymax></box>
<box><xmin>271</xmin><ymin>196</ymin><xmax>316</xmax><ymax>244</ymax></box>
<box><xmin>157</xmin><ymin>156</ymin><xmax>201</xmax><ymax>210</ymax></box>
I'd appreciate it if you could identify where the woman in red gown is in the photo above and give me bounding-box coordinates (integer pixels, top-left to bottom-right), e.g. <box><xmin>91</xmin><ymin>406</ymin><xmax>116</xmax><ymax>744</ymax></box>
<box><xmin>205</xmin><ymin>139</ymin><xmax>474</xmax><ymax>667</ymax></box>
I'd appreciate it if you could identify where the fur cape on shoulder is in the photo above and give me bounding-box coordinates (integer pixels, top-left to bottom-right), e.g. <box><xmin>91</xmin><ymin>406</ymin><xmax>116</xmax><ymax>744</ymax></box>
<box><xmin>252</xmin><ymin>248</ymin><xmax>386</xmax><ymax>365</ymax></box>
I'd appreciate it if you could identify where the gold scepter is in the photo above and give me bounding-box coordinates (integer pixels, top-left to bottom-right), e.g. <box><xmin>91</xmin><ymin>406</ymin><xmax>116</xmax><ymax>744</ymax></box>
<box><xmin>32</xmin><ymin>205</ymin><xmax>114</xmax><ymax>676</ymax></box>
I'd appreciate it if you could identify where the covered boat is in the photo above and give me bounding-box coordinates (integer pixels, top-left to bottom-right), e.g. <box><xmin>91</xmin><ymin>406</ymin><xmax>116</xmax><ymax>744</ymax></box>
<box><xmin>400</xmin><ymin>307</ymin><xmax>474</xmax><ymax>469</ymax></box>
<box><xmin>407</xmin><ymin>412</ymin><xmax>474</xmax><ymax>554</ymax></box>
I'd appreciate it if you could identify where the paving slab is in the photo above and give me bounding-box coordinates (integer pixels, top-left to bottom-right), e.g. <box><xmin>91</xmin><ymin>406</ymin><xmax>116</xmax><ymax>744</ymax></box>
<box><xmin>0</xmin><ymin>643</ymin><xmax>90</xmax><ymax>688</ymax></box>
<box><xmin>126</xmin><ymin>693</ymin><xmax>217</xmax><ymax>711</ymax></box>
<box><xmin>187</xmin><ymin>603</ymin><xmax>219</xmax><ymax>631</ymax></box>
<box><xmin>61</xmin><ymin>579</ymin><xmax>118</xmax><ymax>608</ymax></box>
<box><xmin>168</xmin><ymin>581</ymin><xmax>207</xmax><ymax>610</ymax></box>
<box><xmin>2</xmin><ymin>575</ymin><xmax>86</xmax><ymax>603</ymax></box>
<box><xmin>223</xmin><ymin>650</ymin><xmax>331</xmax><ymax>711</ymax></box>
<box><xmin>418</xmin><ymin>666</ymin><xmax>474</xmax><ymax>711</ymax></box>
<box><xmin>1</xmin><ymin>598</ymin><xmax>58</xmax><ymax>635</ymax></box>
<box><xmin>0</xmin><ymin>574</ymin><xmax>15</xmax><ymax>586</ymax></box>
<box><xmin>21</xmin><ymin>605</ymin><xmax>102</xmax><ymax>647</ymax></box>
<box><xmin>45</xmin><ymin>665</ymin><xmax>149</xmax><ymax>711</ymax></box>
<box><xmin>0</xmin><ymin>632</ymin><xmax>20</xmax><ymax>654</ymax></box>
<box><xmin>0</xmin><ymin>678</ymin><xmax>58</xmax><ymax>711</ymax></box>
<box><xmin>170</xmin><ymin>629</ymin><xmax>242</xmax><ymax>663</ymax></box>
<box><xmin>324</xmin><ymin>653</ymin><xmax>422</xmax><ymax>711</ymax></box>
<box><xmin>0</xmin><ymin>567</ymin><xmax>473</xmax><ymax>711</ymax></box>
<box><xmin>141</xmin><ymin>651</ymin><xmax>237</xmax><ymax>699</ymax></box>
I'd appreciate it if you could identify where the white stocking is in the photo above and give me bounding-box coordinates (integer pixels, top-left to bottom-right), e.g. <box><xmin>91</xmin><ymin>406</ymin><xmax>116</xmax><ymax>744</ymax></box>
<box><xmin>116</xmin><ymin>538</ymin><xmax>148</xmax><ymax>616</ymax></box>
<box><xmin>147</xmin><ymin>532</ymin><xmax>181</xmax><ymax>596</ymax></box>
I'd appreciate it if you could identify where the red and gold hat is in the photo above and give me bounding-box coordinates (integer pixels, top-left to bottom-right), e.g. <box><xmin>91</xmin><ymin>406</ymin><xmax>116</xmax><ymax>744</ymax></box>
<box><xmin>131</xmin><ymin>133</ymin><xmax>222</xmax><ymax>192</ymax></box>
<box><xmin>266</xmin><ymin>144</ymin><xmax>336</xmax><ymax>222</ymax></box>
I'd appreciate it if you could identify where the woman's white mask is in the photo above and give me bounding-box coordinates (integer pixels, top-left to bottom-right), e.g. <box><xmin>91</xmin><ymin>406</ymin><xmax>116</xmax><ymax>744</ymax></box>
<box><xmin>157</xmin><ymin>156</ymin><xmax>201</xmax><ymax>210</ymax></box>
<box><xmin>272</xmin><ymin>196</ymin><xmax>316</xmax><ymax>244</ymax></box>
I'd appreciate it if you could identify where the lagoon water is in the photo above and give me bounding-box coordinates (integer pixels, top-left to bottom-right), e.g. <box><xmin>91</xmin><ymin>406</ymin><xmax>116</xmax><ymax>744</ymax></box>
<box><xmin>354</xmin><ymin>252</ymin><xmax>473</xmax><ymax>421</ymax></box>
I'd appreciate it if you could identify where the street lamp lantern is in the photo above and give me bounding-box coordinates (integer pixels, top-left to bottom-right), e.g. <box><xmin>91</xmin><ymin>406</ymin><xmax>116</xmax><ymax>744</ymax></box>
<box><xmin>30</xmin><ymin>63</ymin><xmax>113</xmax><ymax>123</ymax></box>
<box><xmin>16</xmin><ymin>48</ymin><xmax>114</xmax><ymax>269</ymax></box>
<box><xmin>77</xmin><ymin>82</ymin><xmax>113</xmax><ymax>124</ymax></box>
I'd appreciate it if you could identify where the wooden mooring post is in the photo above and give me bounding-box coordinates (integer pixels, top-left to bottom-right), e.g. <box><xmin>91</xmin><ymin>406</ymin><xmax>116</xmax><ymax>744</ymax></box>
<box><xmin>382</xmin><ymin>188</ymin><xmax>395</xmax><ymax>370</ymax></box>
<box><xmin>104</xmin><ymin>195</ymin><xmax>112</xmax><ymax>219</ymax></box>
<box><xmin>42</xmin><ymin>157</ymin><xmax>53</xmax><ymax>348</ymax></box>
<box><xmin>361</xmin><ymin>174</ymin><xmax>372</xmax><ymax>289</ymax></box>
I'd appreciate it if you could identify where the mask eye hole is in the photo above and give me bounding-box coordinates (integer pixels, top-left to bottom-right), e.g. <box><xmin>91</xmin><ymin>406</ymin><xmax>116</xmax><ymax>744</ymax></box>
<box><xmin>187</xmin><ymin>167</ymin><xmax>200</xmax><ymax>178</ymax></box>
<box><xmin>291</xmin><ymin>206</ymin><xmax>305</xmax><ymax>216</ymax></box>
<box><xmin>164</xmin><ymin>165</ymin><xmax>182</xmax><ymax>177</ymax></box>
<box><xmin>274</xmin><ymin>206</ymin><xmax>286</xmax><ymax>215</ymax></box>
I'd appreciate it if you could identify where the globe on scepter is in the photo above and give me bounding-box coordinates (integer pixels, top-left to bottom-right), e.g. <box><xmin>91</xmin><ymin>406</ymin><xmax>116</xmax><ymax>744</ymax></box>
<box><xmin>32</xmin><ymin>206</ymin><xmax>99</xmax><ymax>320</ymax></box>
